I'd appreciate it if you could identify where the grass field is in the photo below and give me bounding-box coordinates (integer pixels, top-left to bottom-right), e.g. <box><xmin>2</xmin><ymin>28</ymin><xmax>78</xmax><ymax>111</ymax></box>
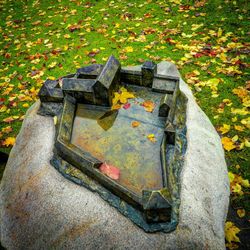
<box><xmin>0</xmin><ymin>0</ymin><xmax>249</xmax><ymax>248</ymax></box>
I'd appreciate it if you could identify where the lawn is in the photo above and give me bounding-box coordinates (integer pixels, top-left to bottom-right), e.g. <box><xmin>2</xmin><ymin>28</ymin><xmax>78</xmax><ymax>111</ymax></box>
<box><xmin>0</xmin><ymin>0</ymin><xmax>249</xmax><ymax>248</ymax></box>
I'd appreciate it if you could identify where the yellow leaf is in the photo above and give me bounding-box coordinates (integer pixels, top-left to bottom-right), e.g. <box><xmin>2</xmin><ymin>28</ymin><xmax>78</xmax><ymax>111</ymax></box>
<box><xmin>218</xmin><ymin>124</ymin><xmax>230</xmax><ymax>134</ymax></box>
<box><xmin>225</xmin><ymin>222</ymin><xmax>240</xmax><ymax>244</ymax></box>
<box><xmin>238</xmin><ymin>142</ymin><xmax>244</xmax><ymax>150</ymax></box>
<box><xmin>221</xmin><ymin>137</ymin><xmax>236</xmax><ymax>151</ymax></box>
<box><xmin>217</xmin><ymin>28</ymin><xmax>222</xmax><ymax>37</ymax></box>
<box><xmin>0</xmin><ymin>106</ymin><xmax>7</xmax><ymax>112</ymax></box>
<box><xmin>232</xmin><ymin>183</ymin><xmax>242</xmax><ymax>194</ymax></box>
<box><xmin>232</xmin><ymin>135</ymin><xmax>238</xmax><ymax>142</ymax></box>
<box><xmin>120</xmin><ymin>91</ymin><xmax>135</xmax><ymax>104</ymax></box>
<box><xmin>235</xmin><ymin>164</ymin><xmax>240</xmax><ymax>169</ymax></box>
<box><xmin>223</xmin><ymin>99</ymin><xmax>232</xmax><ymax>106</ymax></box>
<box><xmin>233</xmin><ymin>87</ymin><xmax>248</xmax><ymax>99</ymax></box>
<box><xmin>124</xmin><ymin>46</ymin><xmax>133</xmax><ymax>53</ymax></box>
<box><xmin>111</xmin><ymin>87</ymin><xmax>135</xmax><ymax>109</ymax></box>
<box><xmin>2</xmin><ymin>126</ymin><xmax>12</xmax><ymax>134</ymax></box>
<box><xmin>226</xmin><ymin>242</ymin><xmax>239</xmax><ymax>250</ymax></box>
<box><xmin>228</xmin><ymin>172</ymin><xmax>235</xmax><ymax>183</ymax></box>
<box><xmin>111</xmin><ymin>104</ymin><xmax>121</xmax><ymax>110</ymax></box>
<box><xmin>48</xmin><ymin>61</ymin><xmax>57</xmax><ymax>69</ymax></box>
<box><xmin>207</xmin><ymin>78</ymin><xmax>220</xmax><ymax>85</ymax></box>
<box><xmin>64</xmin><ymin>34</ymin><xmax>71</xmax><ymax>39</ymax></box>
<box><xmin>232</xmin><ymin>117</ymin><xmax>237</xmax><ymax>122</ymax></box>
<box><xmin>244</xmin><ymin>139</ymin><xmax>250</xmax><ymax>147</ymax></box>
<box><xmin>193</xmin><ymin>70</ymin><xmax>200</xmax><ymax>76</ymax></box>
<box><xmin>237</xmin><ymin>209</ymin><xmax>245</xmax><ymax>218</ymax></box>
<box><xmin>220</xmin><ymin>53</ymin><xmax>227</xmax><ymax>62</ymax></box>
<box><xmin>147</xmin><ymin>134</ymin><xmax>156</xmax><ymax>143</ymax></box>
<box><xmin>22</xmin><ymin>103</ymin><xmax>29</xmax><ymax>108</ymax></box>
<box><xmin>241</xmin><ymin>117</ymin><xmax>250</xmax><ymax>129</ymax></box>
<box><xmin>241</xmin><ymin>179</ymin><xmax>249</xmax><ymax>188</ymax></box>
<box><xmin>112</xmin><ymin>92</ymin><xmax>120</xmax><ymax>106</ymax></box>
<box><xmin>234</xmin><ymin>125</ymin><xmax>244</xmax><ymax>131</ymax></box>
<box><xmin>3</xmin><ymin>137</ymin><xmax>16</xmax><ymax>146</ymax></box>
<box><xmin>53</xmin><ymin>116</ymin><xmax>57</xmax><ymax>125</ymax></box>
<box><xmin>231</xmin><ymin>108</ymin><xmax>249</xmax><ymax>116</ymax></box>
<box><xmin>48</xmin><ymin>76</ymin><xmax>55</xmax><ymax>80</ymax></box>
<box><xmin>120</xmin><ymin>87</ymin><xmax>128</xmax><ymax>92</ymax></box>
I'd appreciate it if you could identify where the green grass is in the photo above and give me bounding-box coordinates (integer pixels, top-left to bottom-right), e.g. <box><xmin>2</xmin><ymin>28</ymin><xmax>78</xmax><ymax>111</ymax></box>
<box><xmin>0</xmin><ymin>0</ymin><xmax>249</xmax><ymax>245</ymax></box>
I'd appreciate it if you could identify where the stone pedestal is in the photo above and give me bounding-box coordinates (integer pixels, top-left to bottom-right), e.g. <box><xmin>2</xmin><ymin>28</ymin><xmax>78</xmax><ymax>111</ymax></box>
<box><xmin>0</xmin><ymin>62</ymin><xmax>229</xmax><ymax>249</ymax></box>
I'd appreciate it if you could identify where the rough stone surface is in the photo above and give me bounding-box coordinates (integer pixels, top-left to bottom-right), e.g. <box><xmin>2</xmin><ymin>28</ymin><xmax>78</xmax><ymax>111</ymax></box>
<box><xmin>0</xmin><ymin>62</ymin><xmax>229</xmax><ymax>250</ymax></box>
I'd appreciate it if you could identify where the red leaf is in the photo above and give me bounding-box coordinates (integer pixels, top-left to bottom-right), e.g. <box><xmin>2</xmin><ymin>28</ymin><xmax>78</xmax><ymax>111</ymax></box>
<box><xmin>0</xmin><ymin>98</ymin><xmax>5</xmax><ymax>105</ymax></box>
<box><xmin>3</xmin><ymin>117</ymin><xmax>15</xmax><ymax>123</ymax></box>
<box><xmin>123</xmin><ymin>103</ymin><xmax>131</xmax><ymax>109</ymax></box>
<box><xmin>99</xmin><ymin>162</ymin><xmax>120</xmax><ymax>180</ymax></box>
<box><xmin>68</xmin><ymin>24</ymin><xmax>81</xmax><ymax>32</ymax></box>
<box><xmin>209</xmin><ymin>50</ymin><xmax>217</xmax><ymax>57</ymax></box>
<box><xmin>4</xmin><ymin>53</ymin><xmax>11</xmax><ymax>59</ymax></box>
<box><xmin>194</xmin><ymin>53</ymin><xmax>203</xmax><ymax>58</ymax></box>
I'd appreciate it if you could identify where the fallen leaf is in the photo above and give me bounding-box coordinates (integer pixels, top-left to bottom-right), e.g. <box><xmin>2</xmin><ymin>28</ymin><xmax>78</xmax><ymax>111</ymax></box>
<box><xmin>232</xmin><ymin>135</ymin><xmax>238</xmax><ymax>142</ymax></box>
<box><xmin>99</xmin><ymin>162</ymin><xmax>120</xmax><ymax>180</ymax></box>
<box><xmin>147</xmin><ymin>134</ymin><xmax>156</xmax><ymax>143</ymax></box>
<box><xmin>2</xmin><ymin>126</ymin><xmax>13</xmax><ymax>134</ymax></box>
<box><xmin>3</xmin><ymin>117</ymin><xmax>15</xmax><ymax>123</ymax></box>
<box><xmin>228</xmin><ymin>172</ymin><xmax>235</xmax><ymax>183</ymax></box>
<box><xmin>132</xmin><ymin>121</ymin><xmax>140</xmax><ymax>127</ymax></box>
<box><xmin>3</xmin><ymin>137</ymin><xmax>16</xmax><ymax>146</ymax></box>
<box><xmin>221</xmin><ymin>137</ymin><xmax>236</xmax><ymax>151</ymax></box>
<box><xmin>241</xmin><ymin>179</ymin><xmax>249</xmax><ymax>188</ymax></box>
<box><xmin>68</xmin><ymin>24</ymin><xmax>81</xmax><ymax>32</ymax></box>
<box><xmin>244</xmin><ymin>139</ymin><xmax>250</xmax><ymax>147</ymax></box>
<box><xmin>22</xmin><ymin>103</ymin><xmax>29</xmax><ymax>108</ymax></box>
<box><xmin>48</xmin><ymin>61</ymin><xmax>57</xmax><ymax>69</ymax></box>
<box><xmin>234</xmin><ymin>125</ymin><xmax>244</xmax><ymax>132</ymax></box>
<box><xmin>64</xmin><ymin>34</ymin><xmax>71</xmax><ymax>39</ymax></box>
<box><xmin>237</xmin><ymin>209</ymin><xmax>245</xmax><ymax>218</ymax></box>
<box><xmin>142</xmin><ymin>100</ymin><xmax>155</xmax><ymax>113</ymax></box>
<box><xmin>225</xmin><ymin>221</ymin><xmax>240</xmax><ymax>244</ymax></box>
<box><xmin>232</xmin><ymin>183</ymin><xmax>242</xmax><ymax>194</ymax></box>
<box><xmin>120</xmin><ymin>91</ymin><xmax>135</xmax><ymax>104</ymax></box>
<box><xmin>123</xmin><ymin>103</ymin><xmax>131</xmax><ymax>109</ymax></box>
<box><xmin>53</xmin><ymin>116</ymin><xmax>57</xmax><ymax>125</ymax></box>
<box><xmin>112</xmin><ymin>87</ymin><xmax>135</xmax><ymax>109</ymax></box>
<box><xmin>112</xmin><ymin>104</ymin><xmax>122</xmax><ymax>110</ymax></box>
<box><xmin>218</xmin><ymin>124</ymin><xmax>230</xmax><ymax>134</ymax></box>
<box><xmin>124</xmin><ymin>46</ymin><xmax>133</xmax><ymax>53</ymax></box>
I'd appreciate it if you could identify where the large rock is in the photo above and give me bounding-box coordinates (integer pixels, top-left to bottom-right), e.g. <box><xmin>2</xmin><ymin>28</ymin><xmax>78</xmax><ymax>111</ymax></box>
<box><xmin>0</xmin><ymin>62</ymin><xmax>229</xmax><ymax>249</ymax></box>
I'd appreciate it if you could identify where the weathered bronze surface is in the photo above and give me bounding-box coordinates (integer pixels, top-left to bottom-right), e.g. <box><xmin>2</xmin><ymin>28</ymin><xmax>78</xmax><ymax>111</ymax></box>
<box><xmin>38</xmin><ymin>56</ymin><xmax>187</xmax><ymax>233</ymax></box>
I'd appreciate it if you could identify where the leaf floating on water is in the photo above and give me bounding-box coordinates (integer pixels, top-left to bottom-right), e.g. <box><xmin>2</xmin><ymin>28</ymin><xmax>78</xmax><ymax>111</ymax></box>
<box><xmin>53</xmin><ymin>116</ymin><xmax>57</xmax><ymax>125</ymax></box>
<box><xmin>111</xmin><ymin>87</ymin><xmax>135</xmax><ymax>109</ymax></box>
<box><xmin>99</xmin><ymin>162</ymin><xmax>120</xmax><ymax>180</ymax></box>
<box><xmin>111</xmin><ymin>104</ymin><xmax>121</xmax><ymax>110</ymax></box>
<box><xmin>112</xmin><ymin>93</ymin><xmax>120</xmax><ymax>107</ymax></box>
<box><xmin>132</xmin><ymin>121</ymin><xmax>140</xmax><ymax>128</ymax></box>
<box><xmin>147</xmin><ymin>134</ymin><xmax>156</xmax><ymax>143</ymax></box>
<box><xmin>142</xmin><ymin>100</ymin><xmax>155</xmax><ymax>113</ymax></box>
<box><xmin>123</xmin><ymin>103</ymin><xmax>131</xmax><ymax>109</ymax></box>
<box><xmin>119</xmin><ymin>91</ymin><xmax>135</xmax><ymax>104</ymax></box>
